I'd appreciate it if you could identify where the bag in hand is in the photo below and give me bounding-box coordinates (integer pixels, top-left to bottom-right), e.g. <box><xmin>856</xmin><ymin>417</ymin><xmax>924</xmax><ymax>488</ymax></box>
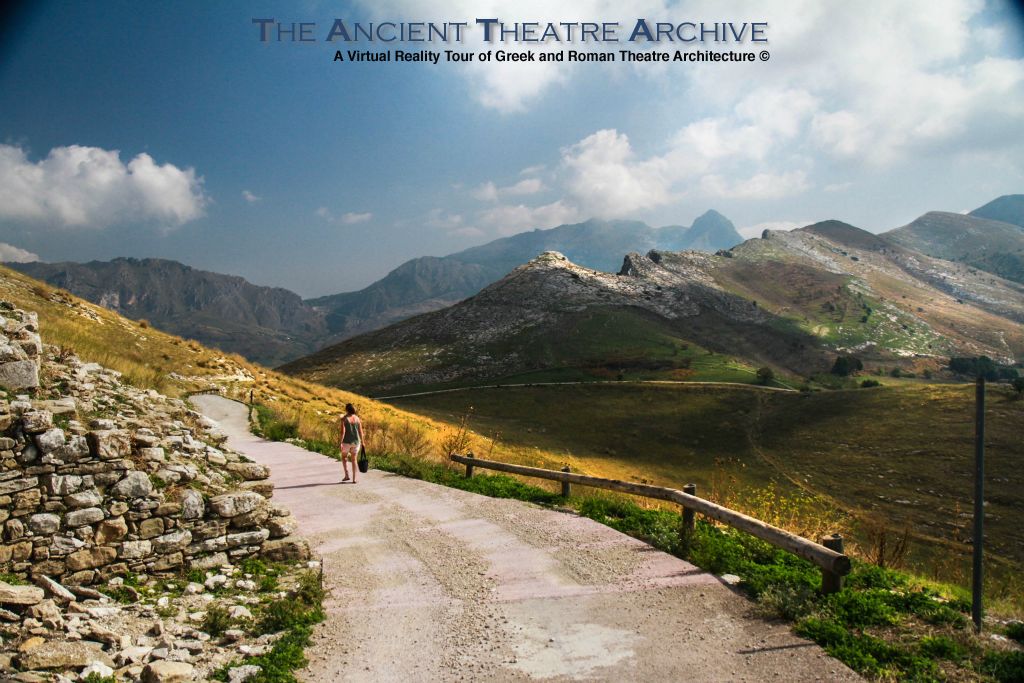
<box><xmin>357</xmin><ymin>444</ymin><xmax>369</xmax><ymax>473</ymax></box>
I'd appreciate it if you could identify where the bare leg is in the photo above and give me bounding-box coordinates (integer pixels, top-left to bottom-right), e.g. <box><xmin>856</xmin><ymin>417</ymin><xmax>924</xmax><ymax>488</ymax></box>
<box><xmin>350</xmin><ymin>453</ymin><xmax>358</xmax><ymax>483</ymax></box>
<box><xmin>341</xmin><ymin>446</ymin><xmax>351</xmax><ymax>481</ymax></box>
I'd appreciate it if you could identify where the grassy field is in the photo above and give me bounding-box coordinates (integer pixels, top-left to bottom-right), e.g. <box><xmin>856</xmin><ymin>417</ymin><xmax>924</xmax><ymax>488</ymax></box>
<box><xmin>389</xmin><ymin>381</ymin><xmax>1024</xmax><ymax>607</ymax></box>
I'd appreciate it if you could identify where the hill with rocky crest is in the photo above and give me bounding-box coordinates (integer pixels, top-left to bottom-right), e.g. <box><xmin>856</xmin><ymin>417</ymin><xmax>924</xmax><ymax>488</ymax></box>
<box><xmin>307</xmin><ymin>212</ymin><xmax>744</xmax><ymax>342</ymax></box>
<box><xmin>282</xmin><ymin>220</ymin><xmax>1024</xmax><ymax>393</ymax></box>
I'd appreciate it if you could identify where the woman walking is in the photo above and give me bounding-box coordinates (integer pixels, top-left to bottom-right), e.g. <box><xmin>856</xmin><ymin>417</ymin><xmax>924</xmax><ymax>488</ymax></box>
<box><xmin>339</xmin><ymin>403</ymin><xmax>363</xmax><ymax>483</ymax></box>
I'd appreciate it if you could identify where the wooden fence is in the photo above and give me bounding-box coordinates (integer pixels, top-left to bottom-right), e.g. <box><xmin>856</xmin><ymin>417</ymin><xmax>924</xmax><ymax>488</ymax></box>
<box><xmin>450</xmin><ymin>453</ymin><xmax>851</xmax><ymax>593</ymax></box>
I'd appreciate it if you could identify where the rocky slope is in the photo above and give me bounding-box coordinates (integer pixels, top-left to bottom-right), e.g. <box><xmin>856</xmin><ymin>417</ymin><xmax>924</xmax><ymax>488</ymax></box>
<box><xmin>882</xmin><ymin>208</ymin><xmax>1024</xmax><ymax>285</ymax></box>
<box><xmin>0</xmin><ymin>301</ymin><xmax>314</xmax><ymax>681</ymax></box>
<box><xmin>283</xmin><ymin>220</ymin><xmax>1024</xmax><ymax>393</ymax></box>
<box><xmin>10</xmin><ymin>258</ymin><xmax>330</xmax><ymax>367</ymax></box>
<box><xmin>307</xmin><ymin>212</ymin><xmax>744</xmax><ymax>342</ymax></box>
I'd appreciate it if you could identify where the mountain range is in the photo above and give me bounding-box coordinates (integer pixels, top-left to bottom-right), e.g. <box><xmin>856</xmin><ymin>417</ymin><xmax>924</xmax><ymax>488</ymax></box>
<box><xmin>281</xmin><ymin>215</ymin><xmax>1024</xmax><ymax>394</ymax></box>
<box><xmin>10</xmin><ymin>212</ymin><xmax>743</xmax><ymax>364</ymax></box>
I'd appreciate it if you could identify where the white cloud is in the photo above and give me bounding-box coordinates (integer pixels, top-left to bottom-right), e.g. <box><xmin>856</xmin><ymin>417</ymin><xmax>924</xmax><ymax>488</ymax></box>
<box><xmin>425</xmin><ymin>209</ymin><xmax>465</xmax><ymax>230</ymax></box>
<box><xmin>560</xmin><ymin>129</ymin><xmax>675</xmax><ymax>216</ymax></box>
<box><xmin>340</xmin><ymin>211</ymin><xmax>372</xmax><ymax>224</ymax></box>
<box><xmin>242</xmin><ymin>190</ymin><xmax>261</xmax><ymax>203</ymax></box>
<box><xmin>471</xmin><ymin>181</ymin><xmax>499</xmax><ymax>202</ymax></box>
<box><xmin>0</xmin><ymin>144</ymin><xmax>206</xmax><ymax>228</ymax></box>
<box><xmin>471</xmin><ymin>177</ymin><xmax>544</xmax><ymax>202</ymax></box>
<box><xmin>699</xmin><ymin>171</ymin><xmax>810</xmax><ymax>200</ymax></box>
<box><xmin>478</xmin><ymin>200</ymin><xmax>580</xmax><ymax>235</ymax></box>
<box><xmin>315</xmin><ymin>206</ymin><xmax>332</xmax><ymax>219</ymax></box>
<box><xmin>505</xmin><ymin>178</ymin><xmax>544</xmax><ymax>196</ymax></box>
<box><xmin>425</xmin><ymin>209</ymin><xmax>484</xmax><ymax>237</ymax></box>
<box><xmin>0</xmin><ymin>242</ymin><xmax>39</xmax><ymax>263</ymax></box>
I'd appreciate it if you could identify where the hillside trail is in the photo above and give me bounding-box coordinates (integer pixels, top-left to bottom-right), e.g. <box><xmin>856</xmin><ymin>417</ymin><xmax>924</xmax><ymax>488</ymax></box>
<box><xmin>192</xmin><ymin>395</ymin><xmax>859</xmax><ymax>682</ymax></box>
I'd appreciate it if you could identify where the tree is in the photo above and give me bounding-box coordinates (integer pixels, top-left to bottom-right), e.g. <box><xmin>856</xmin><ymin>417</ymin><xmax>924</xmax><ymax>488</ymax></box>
<box><xmin>1013</xmin><ymin>376</ymin><xmax>1024</xmax><ymax>398</ymax></box>
<box><xmin>756</xmin><ymin>367</ymin><xmax>774</xmax><ymax>385</ymax></box>
<box><xmin>831</xmin><ymin>354</ymin><xmax>863</xmax><ymax>376</ymax></box>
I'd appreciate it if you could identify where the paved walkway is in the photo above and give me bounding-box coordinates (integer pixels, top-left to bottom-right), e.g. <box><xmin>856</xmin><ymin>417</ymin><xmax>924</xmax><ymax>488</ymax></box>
<box><xmin>192</xmin><ymin>395</ymin><xmax>858</xmax><ymax>682</ymax></box>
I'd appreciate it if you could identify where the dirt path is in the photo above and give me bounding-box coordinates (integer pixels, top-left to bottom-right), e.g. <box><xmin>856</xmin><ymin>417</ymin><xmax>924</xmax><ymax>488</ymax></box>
<box><xmin>192</xmin><ymin>395</ymin><xmax>858</xmax><ymax>682</ymax></box>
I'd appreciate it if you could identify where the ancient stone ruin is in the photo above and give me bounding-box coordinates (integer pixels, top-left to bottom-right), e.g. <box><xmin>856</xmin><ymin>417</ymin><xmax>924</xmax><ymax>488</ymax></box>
<box><xmin>0</xmin><ymin>302</ymin><xmax>310</xmax><ymax>680</ymax></box>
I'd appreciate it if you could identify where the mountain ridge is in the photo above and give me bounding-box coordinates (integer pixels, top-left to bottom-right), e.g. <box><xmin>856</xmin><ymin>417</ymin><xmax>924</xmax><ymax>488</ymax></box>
<box><xmin>282</xmin><ymin>219</ymin><xmax>1024</xmax><ymax>393</ymax></box>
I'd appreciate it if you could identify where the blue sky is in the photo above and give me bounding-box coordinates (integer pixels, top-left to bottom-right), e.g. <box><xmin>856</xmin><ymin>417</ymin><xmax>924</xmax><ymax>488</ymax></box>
<box><xmin>1</xmin><ymin>0</ymin><xmax>1023</xmax><ymax>296</ymax></box>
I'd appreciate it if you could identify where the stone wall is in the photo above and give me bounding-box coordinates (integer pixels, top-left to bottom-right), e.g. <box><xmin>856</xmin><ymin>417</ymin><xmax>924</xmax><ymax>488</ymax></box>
<box><xmin>0</xmin><ymin>303</ymin><xmax>306</xmax><ymax>585</ymax></box>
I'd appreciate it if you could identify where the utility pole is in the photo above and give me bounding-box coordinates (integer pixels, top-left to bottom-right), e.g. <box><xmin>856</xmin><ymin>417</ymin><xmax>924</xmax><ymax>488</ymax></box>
<box><xmin>972</xmin><ymin>375</ymin><xmax>985</xmax><ymax>633</ymax></box>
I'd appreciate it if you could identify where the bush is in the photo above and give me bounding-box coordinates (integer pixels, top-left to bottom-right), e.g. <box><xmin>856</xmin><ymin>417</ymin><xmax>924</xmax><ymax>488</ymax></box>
<box><xmin>202</xmin><ymin>603</ymin><xmax>233</xmax><ymax>637</ymax></box>
<box><xmin>949</xmin><ymin>356</ymin><xmax>1018</xmax><ymax>381</ymax></box>
<box><xmin>1012</xmin><ymin>377</ymin><xmax>1024</xmax><ymax>397</ymax></box>
<box><xmin>831</xmin><ymin>355</ymin><xmax>863</xmax><ymax>376</ymax></box>
<box><xmin>755</xmin><ymin>367</ymin><xmax>775</xmax><ymax>385</ymax></box>
<box><xmin>1005</xmin><ymin>621</ymin><xmax>1024</xmax><ymax>644</ymax></box>
<box><xmin>860</xmin><ymin>379</ymin><xmax>880</xmax><ymax>388</ymax></box>
<box><xmin>982</xmin><ymin>651</ymin><xmax>1024</xmax><ymax>683</ymax></box>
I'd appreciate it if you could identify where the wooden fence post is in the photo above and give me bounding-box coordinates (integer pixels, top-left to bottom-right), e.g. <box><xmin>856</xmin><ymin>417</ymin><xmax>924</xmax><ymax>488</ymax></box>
<box><xmin>681</xmin><ymin>483</ymin><xmax>697</xmax><ymax>547</ymax></box>
<box><xmin>561</xmin><ymin>466</ymin><xmax>571</xmax><ymax>497</ymax></box>
<box><xmin>820</xmin><ymin>534</ymin><xmax>844</xmax><ymax>594</ymax></box>
<box><xmin>464</xmin><ymin>453</ymin><xmax>474</xmax><ymax>479</ymax></box>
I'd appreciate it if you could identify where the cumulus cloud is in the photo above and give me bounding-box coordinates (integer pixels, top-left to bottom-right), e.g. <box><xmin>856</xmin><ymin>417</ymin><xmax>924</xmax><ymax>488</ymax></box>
<box><xmin>471</xmin><ymin>181</ymin><xmax>499</xmax><ymax>202</ymax></box>
<box><xmin>340</xmin><ymin>211</ymin><xmax>373</xmax><ymax>224</ymax></box>
<box><xmin>242</xmin><ymin>190</ymin><xmax>261</xmax><ymax>202</ymax></box>
<box><xmin>0</xmin><ymin>242</ymin><xmax>39</xmax><ymax>263</ymax></box>
<box><xmin>471</xmin><ymin>177</ymin><xmax>545</xmax><ymax>202</ymax></box>
<box><xmin>478</xmin><ymin>200</ymin><xmax>580</xmax><ymax>235</ymax></box>
<box><xmin>0</xmin><ymin>144</ymin><xmax>206</xmax><ymax>228</ymax></box>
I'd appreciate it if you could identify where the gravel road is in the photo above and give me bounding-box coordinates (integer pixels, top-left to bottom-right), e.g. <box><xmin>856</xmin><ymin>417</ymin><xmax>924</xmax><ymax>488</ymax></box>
<box><xmin>193</xmin><ymin>395</ymin><xmax>859</xmax><ymax>682</ymax></box>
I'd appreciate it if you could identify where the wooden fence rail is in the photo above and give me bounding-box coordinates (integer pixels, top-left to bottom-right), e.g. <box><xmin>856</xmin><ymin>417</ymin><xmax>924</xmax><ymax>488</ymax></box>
<box><xmin>450</xmin><ymin>453</ymin><xmax>851</xmax><ymax>593</ymax></box>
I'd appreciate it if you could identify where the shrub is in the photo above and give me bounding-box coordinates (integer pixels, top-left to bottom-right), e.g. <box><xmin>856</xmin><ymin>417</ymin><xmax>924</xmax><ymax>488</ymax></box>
<box><xmin>982</xmin><ymin>651</ymin><xmax>1024</xmax><ymax>683</ymax></box>
<box><xmin>202</xmin><ymin>603</ymin><xmax>233</xmax><ymax>637</ymax></box>
<box><xmin>831</xmin><ymin>355</ymin><xmax>863</xmax><ymax>376</ymax></box>
<box><xmin>860</xmin><ymin>379</ymin><xmax>880</xmax><ymax>388</ymax></box>
<box><xmin>1012</xmin><ymin>377</ymin><xmax>1024</xmax><ymax>397</ymax></box>
<box><xmin>755</xmin><ymin>367</ymin><xmax>775</xmax><ymax>385</ymax></box>
<box><xmin>1005</xmin><ymin>621</ymin><xmax>1024</xmax><ymax>644</ymax></box>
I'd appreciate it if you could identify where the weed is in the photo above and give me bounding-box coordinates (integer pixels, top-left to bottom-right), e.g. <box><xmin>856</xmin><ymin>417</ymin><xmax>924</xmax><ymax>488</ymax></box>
<box><xmin>1005</xmin><ymin>621</ymin><xmax>1024</xmax><ymax>644</ymax></box>
<box><xmin>257</xmin><ymin>598</ymin><xmax>323</xmax><ymax>635</ymax></box>
<box><xmin>82</xmin><ymin>674</ymin><xmax>115</xmax><ymax>683</ymax></box>
<box><xmin>202</xmin><ymin>603</ymin><xmax>233</xmax><ymax>637</ymax></box>
<box><xmin>917</xmin><ymin>635</ymin><xmax>966</xmax><ymax>662</ymax></box>
<box><xmin>981</xmin><ymin>650</ymin><xmax>1024</xmax><ymax>683</ymax></box>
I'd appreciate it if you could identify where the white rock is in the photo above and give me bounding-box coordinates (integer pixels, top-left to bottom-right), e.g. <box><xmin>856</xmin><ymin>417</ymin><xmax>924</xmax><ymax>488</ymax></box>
<box><xmin>228</xmin><ymin>664</ymin><xmax>262</xmax><ymax>683</ymax></box>
<box><xmin>228</xmin><ymin>605</ymin><xmax>253</xmax><ymax>620</ymax></box>
<box><xmin>80</xmin><ymin>661</ymin><xmax>115</xmax><ymax>679</ymax></box>
<box><xmin>204</xmin><ymin>574</ymin><xmax>228</xmax><ymax>590</ymax></box>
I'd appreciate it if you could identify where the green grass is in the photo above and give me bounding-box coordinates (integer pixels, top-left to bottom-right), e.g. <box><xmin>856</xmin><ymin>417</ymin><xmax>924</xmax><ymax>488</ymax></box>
<box><xmin>213</xmin><ymin>569</ymin><xmax>326</xmax><ymax>683</ymax></box>
<box><xmin>371</xmin><ymin>451</ymin><xmax>563</xmax><ymax>506</ymax></box>
<box><xmin>388</xmin><ymin>381</ymin><xmax>1024</xmax><ymax>604</ymax></box>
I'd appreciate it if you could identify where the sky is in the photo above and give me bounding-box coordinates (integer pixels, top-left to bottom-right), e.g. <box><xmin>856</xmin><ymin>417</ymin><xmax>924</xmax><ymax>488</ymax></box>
<box><xmin>0</xmin><ymin>0</ymin><xmax>1023</xmax><ymax>297</ymax></box>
